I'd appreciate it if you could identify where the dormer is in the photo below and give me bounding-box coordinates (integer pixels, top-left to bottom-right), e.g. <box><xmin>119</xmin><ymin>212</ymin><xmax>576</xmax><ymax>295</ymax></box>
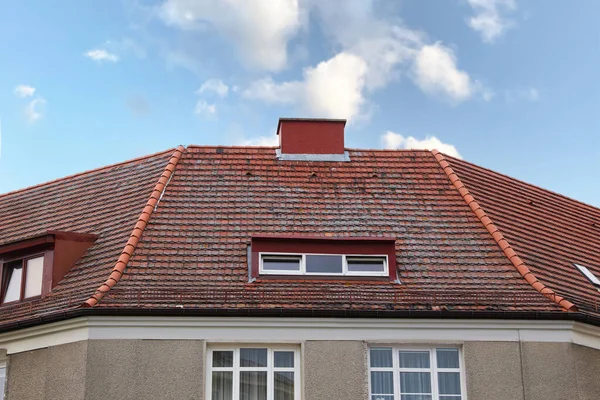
<box><xmin>0</xmin><ymin>231</ymin><xmax>97</xmax><ymax>304</ymax></box>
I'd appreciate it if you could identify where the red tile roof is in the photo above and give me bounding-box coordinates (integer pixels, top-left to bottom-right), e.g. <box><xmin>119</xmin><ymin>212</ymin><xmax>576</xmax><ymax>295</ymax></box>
<box><xmin>446</xmin><ymin>155</ymin><xmax>600</xmax><ymax>315</ymax></box>
<box><xmin>1</xmin><ymin>144</ymin><xmax>598</xmax><ymax>330</ymax></box>
<box><xmin>0</xmin><ymin>148</ymin><xmax>180</xmax><ymax>325</ymax></box>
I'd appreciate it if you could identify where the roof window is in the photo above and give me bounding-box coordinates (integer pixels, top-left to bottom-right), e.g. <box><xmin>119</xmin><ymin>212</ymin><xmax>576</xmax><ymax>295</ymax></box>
<box><xmin>574</xmin><ymin>263</ymin><xmax>600</xmax><ymax>288</ymax></box>
<box><xmin>2</xmin><ymin>255</ymin><xmax>44</xmax><ymax>304</ymax></box>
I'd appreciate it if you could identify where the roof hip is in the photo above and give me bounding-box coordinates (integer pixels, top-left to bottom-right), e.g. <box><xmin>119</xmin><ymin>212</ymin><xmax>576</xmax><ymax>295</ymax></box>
<box><xmin>431</xmin><ymin>149</ymin><xmax>578</xmax><ymax>312</ymax></box>
<box><xmin>82</xmin><ymin>145</ymin><xmax>186</xmax><ymax>307</ymax></box>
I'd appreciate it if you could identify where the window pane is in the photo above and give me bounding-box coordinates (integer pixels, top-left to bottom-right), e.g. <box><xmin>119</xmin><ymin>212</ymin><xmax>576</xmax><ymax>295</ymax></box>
<box><xmin>211</xmin><ymin>371</ymin><xmax>233</xmax><ymax>400</ymax></box>
<box><xmin>213</xmin><ymin>351</ymin><xmax>233</xmax><ymax>368</ymax></box>
<box><xmin>400</xmin><ymin>372</ymin><xmax>431</xmax><ymax>394</ymax></box>
<box><xmin>399</xmin><ymin>351</ymin><xmax>430</xmax><ymax>368</ymax></box>
<box><xmin>436</xmin><ymin>349</ymin><xmax>459</xmax><ymax>369</ymax></box>
<box><xmin>370</xmin><ymin>348</ymin><xmax>393</xmax><ymax>368</ymax></box>
<box><xmin>274</xmin><ymin>351</ymin><xmax>294</xmax><ymax>368</ymax></box>
<box><xmin>347</xmin><ymin>258</ymin><xmax>385</xmax><ymax>273</ymax></box>
<box><xmin>0</xmin><ymin>366</ymin><xmax>5</xmax><ymax>400</ymax></box>
<box><xmin>274</xmin><ymin>371</ymin><xmax>294</xmax><ymax>400</ymax></box>
<box><xmin>240</xmin><ymin>348</ymin><xmax>267</xmax><ymax>368</ymax></box>
<box><xmin>372</xmin><ymin>396</ymin><xmax>394</xmax><ymax>400</ymax></box>
<box><xmin>3</xmin><ymin>261</ymin><xmax>22</xmax><ymax>303</ymax></box>
<box><xmin>438</xmin><ymin>372</ymin><xmax>461</xmax><ymax>395</ymax></box>
<box><xmin>262</xmin><ymin>258</ymin><xmax>301</xmax><ymax>272</ymax></box>
<box><xmin>305</xmin><ymin>255</ymin><xmax>343</xmax><ymax>274</ymax></box>
<box><xmin>439</xmin><ymin>397</ymin><xmax>461</xmax><ymax>400</ymax></box>
<box><xmin>371</xmin><ymin>371</ymin><xmax>394</xmax><ymax>394</ymax></box>
<box><xmin>24</xmin><ymin>256</ymin><xmax>44</xmax><ymax>298</ymax></box>
<box><xmin>400</xmin><ymin>396</ymin><xmax>432</xmax><ymax>400</ymax></box>
<box><xmin>240</xmin><ymin>371</ymin><xmax>267</xmax><ymax>400</ymax></box>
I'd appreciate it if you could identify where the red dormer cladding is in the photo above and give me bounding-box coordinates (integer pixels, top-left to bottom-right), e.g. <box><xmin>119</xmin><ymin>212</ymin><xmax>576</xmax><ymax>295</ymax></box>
<box><xmin>278</xmin><ymin>118</ymin><xmax>346</xmax><ymax>154</ymax></box>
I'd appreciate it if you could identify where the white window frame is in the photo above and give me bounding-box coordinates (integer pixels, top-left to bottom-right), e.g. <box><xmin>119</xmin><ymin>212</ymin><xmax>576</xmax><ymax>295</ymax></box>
<box><xmin>206</xmin><ymin>345</ymin><xmax>301</xmax><ymax>400</ymax></box>
<box><xmin>0</xmin><ymin>360</ymin><xmax>6</xmax><ymax>400</ymax></box>
<box><xmin>259</xmin><ymin>252</ymin><xmax>388</xmax><ymax>277</ymax></box>
<box><xmin>368</xmin><ymin>346</ymin><xmax>466</xmax><ymax>400</ymax></box>
<box><xmin>574</xmin><ymin>264</ymin><xmax>600</xmax><ymax>287</ymax></box>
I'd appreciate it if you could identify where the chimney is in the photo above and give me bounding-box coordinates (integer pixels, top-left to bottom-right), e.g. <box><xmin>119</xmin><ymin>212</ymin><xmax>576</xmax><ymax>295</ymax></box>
<box><xmin>276</xmin><ymin>118</ymin><xmax>348</xmax><ymax>161</ymax></box>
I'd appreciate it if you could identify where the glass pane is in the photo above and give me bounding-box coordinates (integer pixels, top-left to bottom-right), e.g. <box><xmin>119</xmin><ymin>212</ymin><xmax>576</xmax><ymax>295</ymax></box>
<box><xmin>24</xmin><ymin>256</ymin><xmax>44</xmax><ymax>298</ymax></box>
<box><xmin>400</xmin><ymin>372</ymin><xmax>431</xmax><ymax>394</ymax></box>
<box><xmin>274</xmin><ymin>351</ymin><xmax>294</xmax><ymax>368</ymax></box>
<box><xmin>436</xmin><ymin>349</ymin><xmax>459</xmax><ymax>369</ymax></box>
<box><xmin>211</xmin><ymin>371</ymin><xmax>233</xmax><ymax>400</ymax></box>
<box><xmin>305</xmin><ymin>255</ymin><xmax>343</xmax><ymax>274</ymax></box>
<box><xmin>274</xmin><ymin>371</ymin><xmax>294</xmax><ymax>400</ymax></box>
<box><xmin>0</xmin><ymin>366</ymin><xmax>5</xmax><ymax>400</ymax></box>
<box><xmin>400</xmin><ymin>396</ymin><xmax>432</xmax><ymax>400</ymax></box>
<box><xmin>240</xmin><ymin>371</ymin><xmax>267</xmax><ymax>400</ymax></box>
<box><xmin>370</xmin><ymin>348</ymin><xmax>393</xmax><ymax>368</ymax></box>
<box><xmin>399</xmin><ymin>351</ymin><xmax>430</xmax><ymax>368</ymax></box>
<box><xmin>262</xmin><ymin>258</ymin><xmax>301</xmax><ymax>272</ymax></box>
<box><xmin>347</xmin><ymin>258</ymin><xmax>385</xmax><ymax>273</ymax></box>
<box><xmin>240</xmin><ymin>348</ymin><xmax>267</xmax><ymax>367</ymax></box>
<box><xmin>213</xmin><ymin>351</ymin><xmax>234</xmax><ymax>367</ymax></box>
<box><xmin>438</xmin><ymin>372</ymin><xmax>461</xmax><ymax>395</ymax></box>
<box><xmin>372</xmin><ymin>396</ymin><xmax>394</xmax><ymax>400</ymax></box>
<box><xmin>3</xmin><ymin>262</ymin><xmax>23</xmax><ymax>303</ymax></box>
<box><xmin>371</xmin><ymin>371</ymin><xmax>393</xmax><ymax>395</ymax></box>
<box><xmin>439</xmin><ymin>397</ymin><xmax>461</xmax><ymax>400</ymax></box>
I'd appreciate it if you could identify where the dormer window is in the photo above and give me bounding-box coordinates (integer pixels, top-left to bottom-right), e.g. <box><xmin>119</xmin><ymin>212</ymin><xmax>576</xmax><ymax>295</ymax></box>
<box><xmin>250</xmin><ymin>236</ymin><xmax>398</xmax><ymax>281</ymax></box>
<box><xmin>2</xmin><ymin>255</ymin><xmax>45</xmax><ymax>303</ymax></box>
<box><xmin>0</xmin><ymin>231</ymin><xmax>97</xmax><ymax>305</ymax></box>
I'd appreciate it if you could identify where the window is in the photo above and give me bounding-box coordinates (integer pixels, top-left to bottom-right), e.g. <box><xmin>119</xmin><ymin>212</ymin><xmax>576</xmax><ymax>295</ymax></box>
<box><xmin>1</xmin><ymin>255</ymin><xmax>44</xmax><ymax>304</ymax></box>
<box><xmin>259</xmin><ymin>253</ymin><xmax>388</xmax><ymax>277</ymax></box>
<box><xmin>207</xmin><ymin>347</ymin><xmax>300</xmax><ymax>400</ymax></box>
<box><xmin>0</xmin><ymin>362</ymin><xmax>5</xmax><ymax>400</ymax></box>
<box><xmin>574</xmin><ymin>264</ymin><xmax>600</xmax><ymax>288</ymax></box>
<box><xmin>369</xmin><ymin>347</ymin><xmax>464</xmax><ymax>400</ymax></box>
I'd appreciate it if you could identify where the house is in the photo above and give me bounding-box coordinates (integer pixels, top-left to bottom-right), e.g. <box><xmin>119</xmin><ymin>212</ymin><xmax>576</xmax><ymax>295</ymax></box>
<box><xmin>0</xmin><ymin>118</ymin><xmax>599</xmax><ymax>400</ymax></box>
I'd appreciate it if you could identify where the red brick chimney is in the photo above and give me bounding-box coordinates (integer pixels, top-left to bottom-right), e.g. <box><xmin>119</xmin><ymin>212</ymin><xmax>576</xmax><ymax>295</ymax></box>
<box><xmin>277</xmin><ymin>118</ymin><xmax>346</xmax><ymax>155</ymax></box>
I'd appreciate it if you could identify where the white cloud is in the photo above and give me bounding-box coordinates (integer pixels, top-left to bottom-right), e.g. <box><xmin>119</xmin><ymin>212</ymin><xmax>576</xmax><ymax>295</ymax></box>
<box><xmin>25</xmin><ymin>97</ymin><xmax>46</xmax><ymax>123</ymax></box>
<box><xmin>14</xmin><ymin>85</ymin><xmax>36</xmax><ymax>98</ymax></box>
<box><xmin>467</xmin><ymin>0</ymin><xmax>516</xmax><ymax>43</ymax></box>
<box><xmin>194</xmin><ymin>100</ymin><xmax>216</xmax><ymax>116</ymax></box>
<box><xmin>505</xmin><ymin>86</ymin><xmax>539</xmax><ymax>103</ymax></box>
<box><xmin>84</xmin><ymin>49</ymin><xmax>119</xmax><ymax>62</ymax></box>
<box><xmin>159</xmin><ymin>0</ymin><xmax>303</xmax><ymax>71</ymax></box>
<box><xmin>382</xmin><ymin>131</ymin><xmax>462</xmax><ymax>159</ymax></box>
<box><xmin>197</xmin><ymin>79</ymin><xmax>229</xmax><ymax>98</ymax></box>
<box><xmin>412</xmin><ymin>43</ymin><xmax>475</xmax><ymax>102</ymax></box>
<box><xmin>239</xmin><ymin>134</ymin><xmax>279</xmax><ymax>146</ymax></box>
<box><xmin>243</xmin><ymin>52</ymin><xmax>368</xmax><ymax>121</ymax></box>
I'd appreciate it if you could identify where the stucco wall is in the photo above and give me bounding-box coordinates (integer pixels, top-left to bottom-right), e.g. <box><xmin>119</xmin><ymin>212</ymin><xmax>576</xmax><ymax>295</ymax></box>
<box><xmin>4</xmin><ymin>339</ymin><xmax>600</xmax><ymax>400</ymax></box>
<box><xmin>6</xmin><ymin>341</ymin><xmax>87</xmax><ymax>400</ymax></box>
<box><xmin>303</xmin><ymin>340</ymin><xmax>368</xmax><ymax>400</ymax></box>
<box><xmin>463</xmin><ymin>341</ymin><xmax>525</xmax><ymax>400</ymax></box>
<box><xmin>85</xmin><ymin>339</ymin><xmax>205</xmax><ymax>400</ymax></box>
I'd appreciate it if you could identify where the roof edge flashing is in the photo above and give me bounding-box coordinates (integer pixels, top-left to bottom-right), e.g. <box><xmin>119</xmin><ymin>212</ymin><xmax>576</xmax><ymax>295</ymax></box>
<box><xmin>276</xmin><ymin>149</ymin><xmax>350</xmax><ymax>162</ymax></box>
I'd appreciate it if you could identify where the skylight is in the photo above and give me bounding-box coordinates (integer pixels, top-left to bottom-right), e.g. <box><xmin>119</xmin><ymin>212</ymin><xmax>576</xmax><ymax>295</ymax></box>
<box><xmin>574</xmin><ymin>264</ymin><xmax>600</xmax><ymax>287</ymax></box>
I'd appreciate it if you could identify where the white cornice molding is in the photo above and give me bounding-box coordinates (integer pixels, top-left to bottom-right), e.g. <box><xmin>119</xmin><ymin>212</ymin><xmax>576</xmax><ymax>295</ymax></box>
<box><xmin>0</xmin><ymin>316</ymin><xmax>598</xmax><ymax>354</ymax></box>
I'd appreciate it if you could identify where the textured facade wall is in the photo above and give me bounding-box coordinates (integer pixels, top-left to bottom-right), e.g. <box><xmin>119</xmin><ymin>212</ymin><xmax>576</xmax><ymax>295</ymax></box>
<box><xmin>303</xmin><ymin>341</ymin><xmax>368</xmax><ymax>400</ymax></box>
<box><xmin>4</xmin><ymin>339</ymin><xmax>600</xmax><ymax>400</ymax></box>
<box><xmin>463</xmin><ymin>341</ymin><xmax>525</xmax><ymax>400</ymax></box>
<box><xmin>6</xmin><ymin>341</ymin><xmax>87</xmax><ymax>400</ymax></box>
<box><xmin>85</xmin><ymin>339</ymin><xmax>205</xmax><ymax>400</ymax></box>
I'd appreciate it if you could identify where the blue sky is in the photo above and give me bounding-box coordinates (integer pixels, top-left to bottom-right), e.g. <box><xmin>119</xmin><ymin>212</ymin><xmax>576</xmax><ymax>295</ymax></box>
<box><xmin>1</xmin><ymin>1</ymin><xmax>599</xmax><ymax>206</ymax></box>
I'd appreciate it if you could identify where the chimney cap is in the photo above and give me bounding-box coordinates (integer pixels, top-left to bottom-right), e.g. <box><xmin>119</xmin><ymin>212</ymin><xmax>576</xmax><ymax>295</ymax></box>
<box><xmin>277</xmin><ymin>117</ymin><xmax>347</xmax><ymax>135</ymax></box>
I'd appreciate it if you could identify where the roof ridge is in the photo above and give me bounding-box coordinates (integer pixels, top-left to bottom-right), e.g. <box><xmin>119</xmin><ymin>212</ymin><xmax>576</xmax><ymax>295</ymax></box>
<box><xmin>82</xmin><ymin>145</ymin><xmax>186</xmax><ymax>307</ymax></box>
<box><xmin>431</xmin><ymin>149</ymin><xmax>578</xmax><ymax>312</ymax></box>
<box><xmin>444</xmin><ymin>154</ymin><xmax>600</xmax><ymax>214</ymax></box>
<box><xmin>0</xmin><ymin>147</ymin><xmax>181</xmax><ymax>199</ymax></box>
